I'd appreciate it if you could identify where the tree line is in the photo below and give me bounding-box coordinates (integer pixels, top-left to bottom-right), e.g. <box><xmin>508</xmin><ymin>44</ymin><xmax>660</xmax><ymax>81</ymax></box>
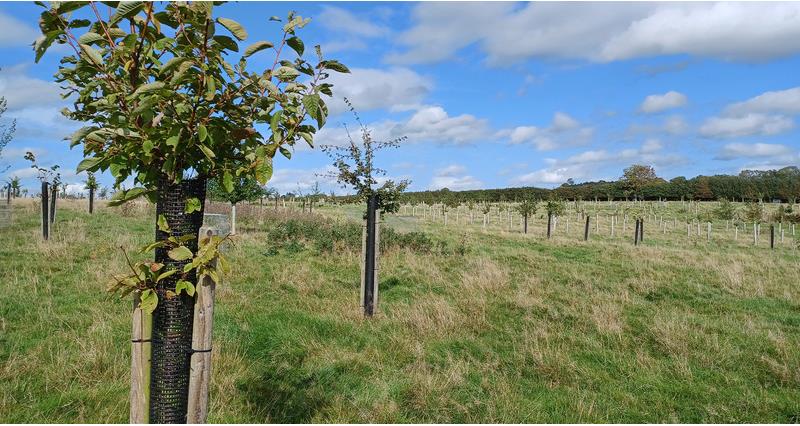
<box><xmin>392</xmin><ymin>166</ymin><xmax>800</xmax><ymax>205</ymax></box>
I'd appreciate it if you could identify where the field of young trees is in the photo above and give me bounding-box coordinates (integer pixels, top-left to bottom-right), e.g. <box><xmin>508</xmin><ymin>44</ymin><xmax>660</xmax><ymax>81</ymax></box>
<box><xmin>1</xmin><ymin>193</ymin><xmax>799</xmax><ymax>423</ymax></box>
<box><xmin>1</xmin><ymin>1</ymin><xmax>799</xmax><ymax>424</ymax></box>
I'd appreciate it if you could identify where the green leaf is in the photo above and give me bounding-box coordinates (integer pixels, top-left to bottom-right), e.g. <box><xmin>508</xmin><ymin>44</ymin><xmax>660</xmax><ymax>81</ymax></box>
<box><xmin>68</xmin><ymin>126</ymin><xmax>95</xmax><ymax>148</ymax></box>
<box><xmin>157</xmin><ymin>214</ymin><xmax>171</xmax><ymax>233</ymax></box>
<box><xmin>185</xmin><ymin>197</ymin><xmax>201</xmax><ymax>214</ymax></box>
<box><xmin>275</xmin><ymin>66</ymin><xmax>299</xmax><ymax>80</ymax></box>
<box><xmin>198</xmin><ymin>125</ymin><xmax>208</xmax><ymax>142</ymax></box>
<box><xmin>302</xmin><ymin>94</ymin><xmax>321</xmax><ymax>127</ymax></box>
<box><xmin>279</xmin><ymin>146</ymin><xmax>292</xmax><ymax>160</ymax></box>
<box><xmin>139</xmin><ymin>289</ymin><xmax>158</xmax><ymax>314</ymax></box>
<box><xmin>321</xmin><ymin>60</ymin><xmax>350</xmax><ymax>73</ymax></box>
<box><xmin>205</xmin><ymin>77</ymin><xmax>216</xmax><ymax>101</ymax></box>
<box><xmin>216</xmin><ymin>17</ymin><xmax>248</xmax><ymax>41</ymax></box>
<box><xmin>175</xmin><ymin>280</ymin><xmax>196</xmax><ymax>297</ymax></box>
<box><xmin>254</xmin><ymin>157</ymin><xmax>273</xmax><ymax>185</ymax></box>
<box><xmin>166</xmin><ymin>135</ymin><xmax>179</xmax><ymax>149</ymax></box>
<box><xmin>79</xmin><ymin>43</ymin><xmax>103</xmax><ymax>66</ymax></box>
<box><xmin>156</xmin><ymin>269</ymin><xmax>178</xmax><ymax>282</ymax></box>
<box><xmin>222</xmin><ymin>171</ymin><xmax>234</xmax><ymax>193</ymax></box>
<box><xmin>286</xmin><ymin>36</ymin><xmax>304</xmax><ymax>56</ymax></box>
<box><xmin>76</xmin><ymin>157</ymin><xmax>102</xmax><ymax>173</ymax></box>
<box><xmin>78</xmin><ymin>32</ymin><xmax>104</xmax><ymax>45</ymax></box>
<box><xmin>108</xmin><ymin>187</ymin><xmax>151</xmax><ymax>206</ymax></box>
<box><xmin>132</xmin><ymin>81</ymin><xmax>165</xmax><ymax>96</ymax></box>
<box><xmin>199</xmin><ymin>144</ymin><xmax>216</xmax><ymax>161</ymax></box>
<box><xmin>110</xmin><ymin>1</ymin><xmax>144</xmax><ymax>25</ymax></box>
<box><xmin>243</xmin><ymin>40</ymin><xmax>273</xmax><ymax>58</ymax></box>
<box><xmin>159</xmin><ymin>57</ymin><xmax>188</xmax><ymax>75</ymax></box>
<box><xmin>212</xmin><ymin>35</ymin><xmax>239</xmax><ymax>52</ymax></box>
<box><xmin>168</xmin><ymin>246</ymin><xmax>193</xmax><ymax>261</ymax></box>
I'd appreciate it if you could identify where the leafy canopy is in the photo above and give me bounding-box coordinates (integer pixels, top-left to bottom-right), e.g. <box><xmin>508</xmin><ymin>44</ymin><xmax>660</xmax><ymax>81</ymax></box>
<box><xmin>34</xmin><ymin>1</ymin><xmax>349</xmax><ymax>205</ymax></box>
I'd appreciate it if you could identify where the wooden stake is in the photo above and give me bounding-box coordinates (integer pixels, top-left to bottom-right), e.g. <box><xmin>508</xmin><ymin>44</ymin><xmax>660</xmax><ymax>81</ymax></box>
<box><xmin>130</xmin><ymin>294</ymin><xmax>152</xmax><ymax>424</ymax></box>
<box><xmin>186</xmin><ymin>254</ymin><xmax>217</xmax><ymax>424</ymax></box>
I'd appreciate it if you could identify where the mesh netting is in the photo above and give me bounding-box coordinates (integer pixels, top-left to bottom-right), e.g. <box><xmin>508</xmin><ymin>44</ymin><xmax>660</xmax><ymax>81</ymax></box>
<box><xmin>150</xmin><ymin>176</ymin><xmax>206</xmax><ymax>424</ymax></box>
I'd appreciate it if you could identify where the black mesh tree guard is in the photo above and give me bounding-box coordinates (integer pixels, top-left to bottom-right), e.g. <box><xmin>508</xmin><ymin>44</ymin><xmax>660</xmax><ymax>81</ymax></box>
<box><xmin>150</xmin><ymin>176</ymin><xmax>207</xmax><ymax>423</ymax></box>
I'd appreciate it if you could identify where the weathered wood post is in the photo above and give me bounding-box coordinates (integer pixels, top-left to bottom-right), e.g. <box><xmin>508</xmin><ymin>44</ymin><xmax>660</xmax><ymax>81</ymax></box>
<box><xmin>584</xmin><ymin>216</ymin><xmax>590</xmax><ymax>241</ymax></box>
<box><xmin>49</xmin><ymin>182</ymin><xmax>57</xmax><ymax>225</ymax></box>
<box><xmin>362</xmin><ymin>194</ymin><xmax>378</xmax><ymax>317</ymax></box>
<box><xmin>41</xmin><ymin>181</ymin><xmax>49</xmax><ymax>240</ymax></box>
<box><xmin>186</xmin><ymin>230</ymin><xmax>218</xmax><ymax>424</ymax></box>
<box><xmin>770</xmin><ymin>224</ymin><xmax>775</xmax><ymax>250</ymax></box>
<box><xmin>89</xmin><ymin>186</ymin><xmax>95</xmax><ymax>214</ymax></box>
<box><xmin>546</xmin><ymin>212</ymin><xmax>552</xmax><ymax>239</ymax></box>
<box><xmin>639</xmin><ymin>218</ymin><xmax>644</xmax><ymax>243</ymax></box>
<box><xmin>130</xmin><ymin>293</ymin><xmax>152</xmax><ymax>424</ymax></box>
<box><xmin>634</xmin><ymin>219</ymin><xmax>640</xmax><ymax>246</ymax></box>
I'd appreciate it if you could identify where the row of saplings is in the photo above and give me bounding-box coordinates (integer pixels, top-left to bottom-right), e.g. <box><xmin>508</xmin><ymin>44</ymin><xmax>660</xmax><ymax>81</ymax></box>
<box><xmin>34</xmin><ymin>2</ymin><xmax>354</xmax><ymax>423</ymax></box>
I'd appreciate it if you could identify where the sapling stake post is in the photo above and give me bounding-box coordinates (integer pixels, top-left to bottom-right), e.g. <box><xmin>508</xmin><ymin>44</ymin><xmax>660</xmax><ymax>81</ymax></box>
<box><xmin>584</xmin><ymin>216</ymin><xmax>590</xmax><ymax>241</ymax></box>
<box><xmin>49</xmin><ymin>182</ymin><xmax>57</xmax><ymax>225</ymax></box>
<box><xmin>40</xmin><ymin>181</ymin><xmax>49</xmax><ymax>240</ymax></box>
<box><xmin>770</xmin><ymin>224</ymin><xmax>775</xmax><ymax>250</ymax></box>
<box><xmin>363</xmin><ymin>194</ymin><xmax>378</xmax><ymax>317</ymax></box>
<box><xmin>634</xmin><ymin>219</ymin><xmax>640</xmax><ymax>246</ymax></box>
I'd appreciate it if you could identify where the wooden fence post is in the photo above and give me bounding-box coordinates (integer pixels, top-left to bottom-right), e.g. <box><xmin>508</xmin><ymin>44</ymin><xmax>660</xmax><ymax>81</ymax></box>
<box><xmin>130</xmin><ymin>293</ymin><xmax>152</xmax><ymax>424</ymax></box>
<box><xmin>41</xmin><ymin>181</ymin><xmax>49</xmax><ymax>240</ymax></box>
<box><xmin>770</xmin><ymin>224</ymin><xmax>775</xmax><ymax>250</ymax></box>
<box><xmin>186</xmin><ymin>254</ymin><xmax>217</xmax><ymax>424</ymax></box>
<box><xmin>584</xmin><ymin>216</ymin><xmax>590</xmax><ymax>241</ymax></box>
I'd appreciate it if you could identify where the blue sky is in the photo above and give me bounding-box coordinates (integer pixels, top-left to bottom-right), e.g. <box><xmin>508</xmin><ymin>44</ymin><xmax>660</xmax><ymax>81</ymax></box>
<box><xmin>1</xmin><ymin>1</ymin><xmax>799</xmax><ymax>195</ymax></box>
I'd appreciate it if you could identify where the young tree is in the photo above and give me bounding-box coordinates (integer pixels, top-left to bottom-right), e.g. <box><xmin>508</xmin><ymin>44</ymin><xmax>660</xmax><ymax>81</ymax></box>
<box><xmin>544</xmin><ymin>198</ymin><xmax>566</xmax><ymax>238</ymax></box>
<box><xmin>323</xmin><ymin>99</ymin><xmax>409</xmax><ymax>215</ymax></box>
<box><xmin>85</xmin><ymin>172</ymin><xmax>99</xmax><ymax>213</ymax></box>
<box><xmin>207</xmin><ymin>175</ymin><xmax>265</xmax><ymax>234</ymax></box>
<box><xmin>7</xmin><ymin>176</ymin><xmax>21</xmax><ymax>198</ymax></box>
<box><xmin>516</xmin><ymin>198</ymin><xmax>538</xmax><ymax>234</ymax></box>
<box><xmin>35</xmin><ymin>3</ymin><xmax>348</xmax><ymax>422</ymax></box>
<box><xmin>620</xmin><ymin>164</ymin><xmax>657</xmax><ymax>200</ymax></box>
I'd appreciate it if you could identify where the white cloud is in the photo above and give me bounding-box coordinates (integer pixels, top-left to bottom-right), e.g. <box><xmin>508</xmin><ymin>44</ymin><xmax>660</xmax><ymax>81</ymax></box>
<box><xmin>388</xmin><ymin>2</ymin><xmax>800</xmax><ymax>65</ymax></box>
<box><xmin>510</xmin><ymin>139</ymin><xmax>684</xmax><ymax>186</ymax></box>
<box><xmin>724</xmin><ymin>87</ymin><xmax>800</xmax><ymax>116</ymax></box>
<box><xmin>326</xmin><ymin>67</ymin><xmax>432</xmax><ymax>115</ymax></box>
<box><xmin>0</xmin><ymin>65</ymin><xmax>64</xmax><ymax>111</ymax></box>
<box><xmin>663</xmin><ymin>115</ymin><xmax>688</xmax><ymax>134</ymax></box>
<box><xmin>318</xmin><ymin>6</ymin><xmax>390</xmax><ymax>38</ymax></box>
<box><xmin>639</xmin><ymin>91</ymin><xmax>688</xmax><ymax>114</ymax></box>
<box><xmin>501</xmin><ymin>112</ymin><xmax>593</xmax><ymax>150</ymax></box>
<box><xmin>699</xmin><ymin>113</ymin><xmax>794</xmax><ymax>138</ymax></box>
<box><xmin>0</xmin><ymin>12</ymin><xmax>40</xmax><ymax>48</ymax></box>
<box><xmin>715</xmin><ymin>143</ymin><xmax>795</xmax><ymax>160</ymax></box>
<box><xmin>429</xmin><ymin>164</ymin><xmax>483</xmax><ymax>191</ymax></box>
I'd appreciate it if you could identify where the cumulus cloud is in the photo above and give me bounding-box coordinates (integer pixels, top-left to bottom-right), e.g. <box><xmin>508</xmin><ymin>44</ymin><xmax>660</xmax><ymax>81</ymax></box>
<box><xmin>325</xmin><ymin>67</ymin><xmax>433</xmax><ymax>115</ymax></box>
<box><xmin>318</xmin><ymin>6</ymin><xmax>390</xmax><ymax>38</ymax></box>
<box><xmin>0</xmin><ymin>12</ymin><xmax>40</xmax><ymax>48</ymax></box>
<box><xmin>510</xmin><ymin>139</ymin><xmax>684</xmax><ymax>186</ymax></box>
<box><xmin>0</xmin><ymin>65</ymin><xmax>64</xmax><ymax>111</ymax></box>
<box><xmin>699</xmin><ymin>113</ymin><xmax>794</xmax><ymax>138</ymax></box>
<box><xmin>500</xmin><ymin>112</ymin><xmax>593</xmax><ymax>150</ymax></box>
<box><xmin>724</xmin><ymin>86</ymin><xmax>800</xmax><ymax>116</ymax></box>
<box><xmin>639</xmin><ymin>91</ymin><xmax>688</xmax><ymax>113</ymax></box>
<box><xmin>429</xmin><ymin>164</ymin><xmax>483</xmax><ymax>191</ymax></box>
<box><xmin>387</xmin><ymin>2</ymin><xmax>800</xmax><ymax>65</ymax></box>
<box><xmin>715</xmin><ymin>143</ymin><xmax>795</xmax><ymax>160</ymax></box>
<box><xmin>318</xmin><ymin>104</ymin><xmax>490</xmax><ymax>149</ymax></box>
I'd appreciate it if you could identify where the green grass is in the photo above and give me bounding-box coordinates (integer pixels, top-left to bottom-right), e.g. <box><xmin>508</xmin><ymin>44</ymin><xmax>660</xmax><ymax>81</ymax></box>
<box><xmin>0</xmin><ymin>199</ymin><xmax>798</xmax><ymax>422</ymax></box>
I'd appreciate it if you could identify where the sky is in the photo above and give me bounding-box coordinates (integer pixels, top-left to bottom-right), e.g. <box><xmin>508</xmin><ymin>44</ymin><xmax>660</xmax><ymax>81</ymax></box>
<box><xmin>0</xmin><ymin>1</ymin><xmax>799</xmax><ymax>196</ymax></box>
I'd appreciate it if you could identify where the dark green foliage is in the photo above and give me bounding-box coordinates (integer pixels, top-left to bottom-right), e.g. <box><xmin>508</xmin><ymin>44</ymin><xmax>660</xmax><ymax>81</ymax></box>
<box><xmin>262</xmin><ymin>212</ymin><xmax>463</xmax><ymax>256</ymax></box>
<box><xmin>207</xmin><ymin>175</ymin><xmax>265</xmax><ymax>204</ymax></box>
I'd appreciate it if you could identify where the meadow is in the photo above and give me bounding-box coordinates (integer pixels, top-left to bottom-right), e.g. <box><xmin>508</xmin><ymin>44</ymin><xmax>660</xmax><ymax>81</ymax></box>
<box><xmin>0</xmin><ymin>198</ymin><xmax>798</xmax><ymax>422</ymax></box>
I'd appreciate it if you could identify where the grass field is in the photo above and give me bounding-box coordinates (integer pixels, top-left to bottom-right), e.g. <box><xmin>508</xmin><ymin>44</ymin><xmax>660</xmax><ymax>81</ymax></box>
<box><xmin>1</xmin><ymin>198</ymin><xmax>799</xmax><ymax>422</ymax></box>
